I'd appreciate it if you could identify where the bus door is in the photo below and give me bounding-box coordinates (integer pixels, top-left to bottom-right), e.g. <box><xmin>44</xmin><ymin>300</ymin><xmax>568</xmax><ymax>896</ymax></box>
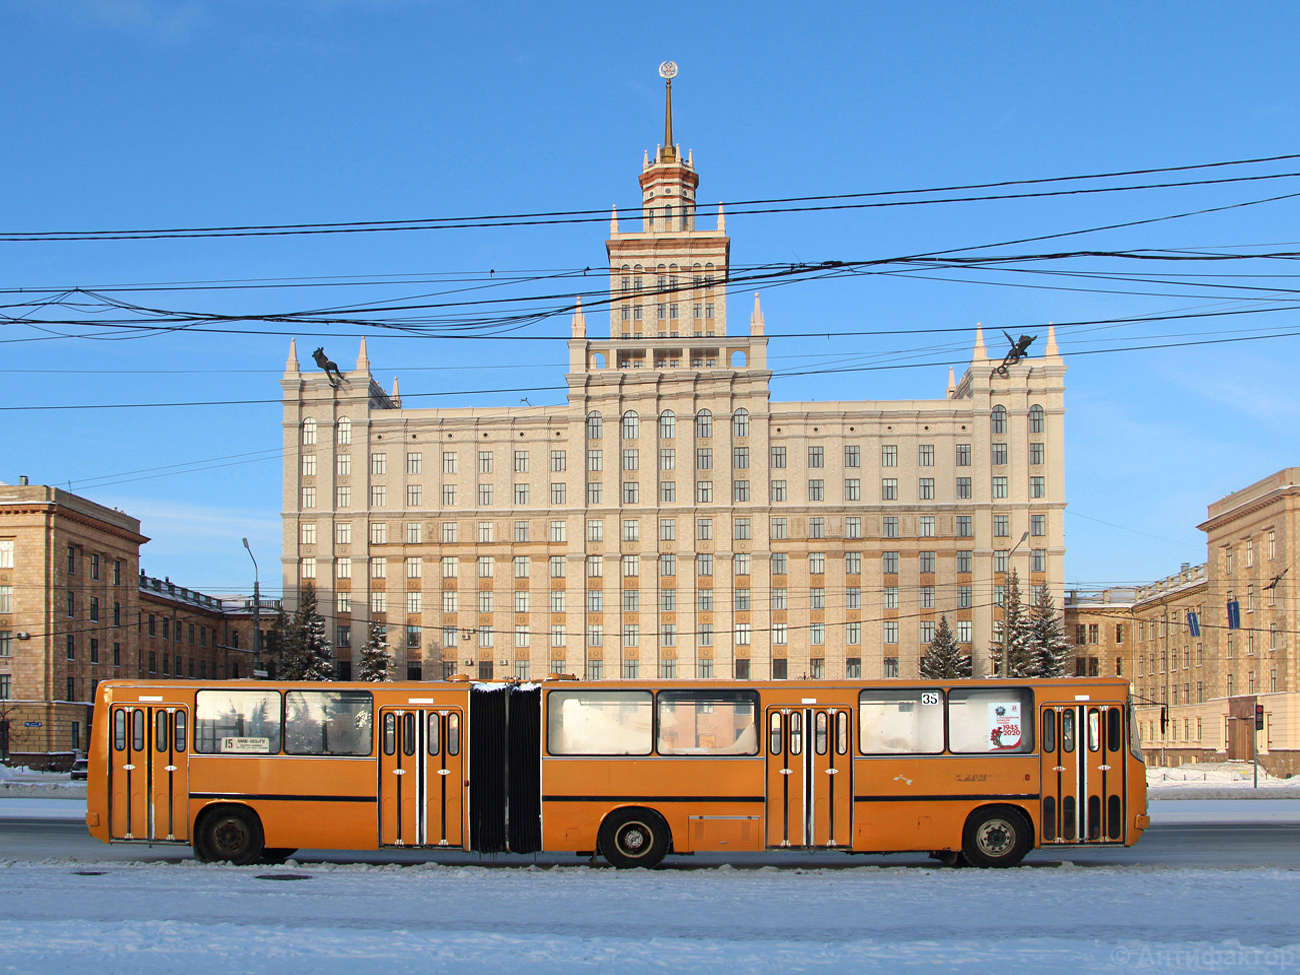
<box><xmin>1040</xmin><ymin>703</ymin><xmax>1125</xmax><ymax>845</ymax></box>
<box><xmin>108</xmin><ymin>702</ymin><xmax>189</xmax><ymax>842</ymax></box>
<box><xmin>378</xmin><ymin>707</ymin><xmax>464</xmax><ymax>847</ymax></box>
<box><xmin>765</xmin><ymin>705</ymin><xmax>852</xmax><ymax>848</ymax></box>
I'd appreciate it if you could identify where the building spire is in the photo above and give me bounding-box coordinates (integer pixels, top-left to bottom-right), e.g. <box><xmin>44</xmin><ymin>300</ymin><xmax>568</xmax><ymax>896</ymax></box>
<box><xmin>610</xmin><ymin>205</ymin><xmax>619</xmax><ymax>235</ymax></box>
<box><xmin>750</xmin><ymin>292</ymin><xmax>765</xmax><ymax>335</ymax></box>
<box><xmin>357</xmin><ymin>337</ymin><xmax>370</xmax><ymax>373</ymax></box>
<box><xmin>391</xmin><ymin>376</ymin><xmax>401</xmax><ymax>408</ymax></box>
<box><xmin>717</xmin><ymin>203</ymin><xmax>725</xmax><ymax>233</ymax></box>
<box><xmin>659</xmin><ymin>61</ymin><xmax>678</xmax><ymax>160</ymax></box>
<box><xmin>1045</xmin><ymin>322</ymin><xmax>1059</xmax><ymax>356</ymax></box>
<box><xmin>571</xmin><ymin>296</ymin><xmax>586</xmax><ymax>338</ymax></box>
<box><xmin>973</xmin><ymin>323</ymin><xmax>987</xmax><ymax>360</ymax></box>
<box><xmin>285</xmin><ymin>338</ymin><xmax>300</xmax><ymax>375</ymax></box>
<box><xmin>947</xmin><ymin>366</ymin><xmax>957</xmax><ymax>398</ymax></box>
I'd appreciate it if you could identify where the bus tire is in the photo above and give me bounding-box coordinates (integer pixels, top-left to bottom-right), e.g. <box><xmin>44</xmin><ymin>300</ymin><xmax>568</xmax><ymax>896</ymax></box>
<box><xmin>962</xmin><ymin>806</ymin><xmax>1030</xmax><ymax>868</ymax></box>
<box><xmin>194</xmin><ymin>806</ymin><xmax>265</xmax><ymax>866</ymax></box>
<box><xmin>598</xmin><ymin>808</ymin><xmax>670</xmax><ymax>869</ymax></box>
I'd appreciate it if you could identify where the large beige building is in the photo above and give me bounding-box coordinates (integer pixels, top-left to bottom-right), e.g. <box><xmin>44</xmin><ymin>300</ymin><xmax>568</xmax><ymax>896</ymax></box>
<box><xmin>1063</xmin><ymin>469</ymin><xmax>1300</xmax><ymax>775</ymax></box>
<box><xmin>0</xmin><ymin>479</ymin><xmax>277</xmax><ymax>767</ymax></box>
<box><xmin>280</xmin><ymin>88</ymin><xmax>1069</xmax><ymax>684</ymax></box>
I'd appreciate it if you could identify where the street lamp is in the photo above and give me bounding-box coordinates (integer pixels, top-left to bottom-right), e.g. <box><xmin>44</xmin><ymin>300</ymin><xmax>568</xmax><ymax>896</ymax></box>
<box><xmin>242</xmin><ymin>537</ymin><xmax>262</xmax><ymax>678</ymax></box>
<box><xmin>999</xmin><ymin>532</ymin><xmax>1031</xmax><ymax>675</ymax></box>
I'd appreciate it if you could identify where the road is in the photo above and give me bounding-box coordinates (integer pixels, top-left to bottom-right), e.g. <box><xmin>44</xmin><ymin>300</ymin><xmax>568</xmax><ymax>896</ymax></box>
<box><xmin>4</xmin><ymin>816</ymin><xmax>1299</xmax><ymax>869</ymax></box>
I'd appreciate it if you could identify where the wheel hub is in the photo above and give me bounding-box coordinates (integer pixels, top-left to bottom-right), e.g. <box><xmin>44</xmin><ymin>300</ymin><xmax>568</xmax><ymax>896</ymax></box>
<box><xmin>976</xmin><ymin>820</ymin><xmax>1013</xmax><ymax>857</ymax></box>
<box><xmin>617</xmin><ymin>824</ymin><xmax>648</xmax><ymax>855</ymax></box>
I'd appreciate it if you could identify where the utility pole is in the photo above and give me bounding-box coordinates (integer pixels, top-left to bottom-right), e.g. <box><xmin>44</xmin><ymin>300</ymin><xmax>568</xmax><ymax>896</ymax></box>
<box><xmin>242</xmin><ymin>538</ymin><xmax>262</xmax><ymax>678</ymax></box>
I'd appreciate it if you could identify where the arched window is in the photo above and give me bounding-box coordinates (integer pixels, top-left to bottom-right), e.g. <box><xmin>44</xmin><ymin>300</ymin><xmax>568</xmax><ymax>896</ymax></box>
<box><xmin>991</xmin><ymin>405</ymin><xmax>1007</xmax><ymax>435</ymax></box>
<box><xmin>336</xmin><ymin>416</ymin><xmax>352</xmax><ymax>445</ymax></box>
<box><xmin>696</xmin><ymin>409</ymin><xmax>713</xmax><ymax>439</ymax></box>
<box><xmin>587</xmin><ymin>411</ymin><xmax>603</xmax><ymax>440</ymax></box>
<box><xmin>659</xmin><ymin>410</ymin><xmax>676</xmax><ymax>439</ymax></box>
<box><xmin>1029</xmin><ymin>404</ymin><xmax>1045</xmax><ymax>434</ymax></box>
<box><xmin>621</xmin><ymin>411</ymin><xmax>639</xmax><ymax>440</ymax></box>
<box><xmin>732</xmin><ymin>409</ymin><xmax>750</xmax><ymax>438</ymax></box>
<box><xmin>301</xmin><ymin>417</ymin><xmax>317</xmax><ymax>445</ymax></box>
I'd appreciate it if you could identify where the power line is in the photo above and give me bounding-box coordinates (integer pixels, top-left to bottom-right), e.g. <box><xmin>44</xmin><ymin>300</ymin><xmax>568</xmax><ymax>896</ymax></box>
<box><xmin>6</xmin><ymin>152</ymin><xmax>1300</xmax><ymax>242</ymax></box>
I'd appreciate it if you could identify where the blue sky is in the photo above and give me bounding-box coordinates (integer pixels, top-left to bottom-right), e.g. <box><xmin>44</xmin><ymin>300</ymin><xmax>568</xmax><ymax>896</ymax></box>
<box><xmin>3</xmin><ymin>0</ymin><xmax>1300</xmax><ymax>597</ymax></box>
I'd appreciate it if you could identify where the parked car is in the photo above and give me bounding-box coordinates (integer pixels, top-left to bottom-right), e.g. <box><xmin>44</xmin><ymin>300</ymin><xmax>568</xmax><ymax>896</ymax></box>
<box><xmin>70</xmin><ymin>758</ymin><xmax>88</xmax><ymax>781</ymax></box>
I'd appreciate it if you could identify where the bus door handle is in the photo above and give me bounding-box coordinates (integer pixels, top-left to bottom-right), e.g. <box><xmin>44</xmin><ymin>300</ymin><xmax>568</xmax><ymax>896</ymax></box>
<box><xmin>393</xmin><ymin>769</ymin><xmax>407</xmax><ymax>776</ymax></box>
<box><xmin>163</xmin><ymin>765</ymin><xmax>177</xmax><ymax>773</ymax></box>
<box><xmin>1052</xmin><ymin>766</ymin><xmax>1066</xmax><ymax>772</ymax></box>
<box><xmin>824</xmin><ymin>769</ymin><xmax>839</xmax><ymax>775</ymax></box>
<box><xmin>437</xmin><ymin>769</ymin><xmax>451</xmax><ymax>776</ymax></box>
<box><xmin>122</xmin><ymin>764</ymin><xmax>135</xmax><ymax>771</ymax></box>
<box><xmin>779</xmin><ymin>769</ymin><xmax>793</xmax><ymax>775</ymax></box>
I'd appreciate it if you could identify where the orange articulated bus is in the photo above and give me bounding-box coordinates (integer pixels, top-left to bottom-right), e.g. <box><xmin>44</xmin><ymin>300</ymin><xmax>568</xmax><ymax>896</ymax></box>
<box><xmin>87</xmin><ymin>676</ymin><xmax>1148</xmax><ymax>868</ymax></box>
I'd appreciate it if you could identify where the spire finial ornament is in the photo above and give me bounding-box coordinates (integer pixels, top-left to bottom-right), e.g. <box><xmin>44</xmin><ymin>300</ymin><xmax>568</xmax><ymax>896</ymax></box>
<box><xmin>659</xmin><ymin>61</ymin><xmax>677</xmax><ymax>157</ymax></box>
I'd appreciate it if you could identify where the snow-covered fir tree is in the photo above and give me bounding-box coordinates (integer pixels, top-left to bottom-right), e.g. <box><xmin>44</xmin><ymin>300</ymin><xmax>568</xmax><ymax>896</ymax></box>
<box><xmin>990</xmin><ymin>569</ymin><xmax>1034</xmax><ymax>677</ymax></box>
<box><xmin>276</xmin><ymin>583</ymin><xmax>334</xmax><ymax>680</ymax></box>
<box><xmin>1025</xmin><ymin>583</ymin><xmax>1072</xmax><ymax>677</ymax></box>
<box><xmin>919</xmin><ymin>615</ymin><xmax>972</xmax><ymax>679</ymax></box>
<box><xmin>357</xmin><ymin>622</ymin><xmax>392</xmax><ymax>682</ymax></box>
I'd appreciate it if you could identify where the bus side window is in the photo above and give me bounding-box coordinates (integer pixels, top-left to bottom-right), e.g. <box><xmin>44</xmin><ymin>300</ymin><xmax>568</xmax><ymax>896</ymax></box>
<box><xmin>1107</xmin><ymin>709</ymin><xmax>1122</xmax><ymax>753</ymax></box>
<box><xmin>174</xmin><ymin>711</ymin><xmax>187</xmax><ymax>753</ymax></box>
<box><xmin>447</xmin><ymin>713</ymin><xmax>461</xmax><ymax>756</ymax></box>
<box><xmin>113</xmin><ymin>710</ymin><xmax>126</xmax><ymax>751</ymax></box>
<box><xmin>769</xmin><ymin>712</ymin><xmax>782</xmax><ymax>755</ymax></box>
<box><xmin>1042</xmin><ymin>710</ymin><xmax>1056</xmax><ymax>753</ymax></box>
<box><xmin>1088</xmin><ymin>708</ymin><xmax>1101</xmax><ymax>752</ymax></box>
<box><xmin>428</xmin><ymin>714</ymin><xmax>440</xmax><ymax>756</ymax></box>
<box><xmin>382</xmin><ymin>713</ymin><xmax>396</xmax><ymax>756</ymax></box>
<box><xmin>155</xmin><ymin>712</ymin><xmax>168</xmax><ymax>752</ymax></box>
<box><xmin>1061</xmin><ymin>709</ymin><xmax>1075</xmax><ymax>753</ymax></box>
<box><xmin>789</xmin><ymin>711</ymin><xmax>803</xmax><ymax>755</ymax></box>
<box><xmin>814</xmin><ymin>712</ymin><xmax>828</xmax><ymax>755</ymax></box>
<box><xmin>835</xmin><ymin>711</ymin><xmax>848</xmax><ymax>755</ymax></box>
<box><xmin>132</xmin><ymin>710</ymin><xmax>145</xmax><ymax>751</ymax></box>
<box><xmin>402</xmin><ymin>712</ymin><xmax>417</xmax><ymax>756</ymax></box>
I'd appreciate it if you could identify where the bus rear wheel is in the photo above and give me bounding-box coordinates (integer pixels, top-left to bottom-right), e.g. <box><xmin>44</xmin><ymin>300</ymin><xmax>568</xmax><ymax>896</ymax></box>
<box><xmin>962</xmin><ymin>807</ymin><xmax>1030</xmax><ymax>868</ymax></box>
<box><xmin>599</xmin><ymin>808</ymin><xmax>670</xmax><ymax>869</ymax></box>
<box><xmin>195</xmin><ymin>807</ymin><xmax>265</xmax><ymax>866</ymax></box>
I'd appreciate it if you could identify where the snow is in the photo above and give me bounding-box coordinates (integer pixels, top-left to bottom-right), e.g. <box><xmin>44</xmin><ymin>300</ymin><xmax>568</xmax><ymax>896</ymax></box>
<box><xmin>1148</xmin><ymin>799</ymin><xmax>1300</xmax><ymax>825</ymax></box>
<box><xmin>0</xmin><ymin>859</ymin><xmax>1297</xmax><ymax>973</ymax></box>
<box><xmin>1146</xmin><ymin>761</ymin><xmax>1300</xmax><ymax>799</ymax></box>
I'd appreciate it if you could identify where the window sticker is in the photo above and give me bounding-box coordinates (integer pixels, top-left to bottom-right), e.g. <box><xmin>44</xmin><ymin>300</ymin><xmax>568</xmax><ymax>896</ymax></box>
<box><xmin>988</xmin><ymin>702</ymin><xmax>1022</xmax><ymax>751</ymax></box>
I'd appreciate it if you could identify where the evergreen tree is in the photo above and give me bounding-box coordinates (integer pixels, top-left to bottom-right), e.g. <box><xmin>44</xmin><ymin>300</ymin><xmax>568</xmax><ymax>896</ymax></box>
<box><xmin>990</xmin><ymin>569</ymin><xmax>1034</xmax><ymax>677</ymax></box>
<box><xmin>1025</xmin><ymin>584</ymin><xmax>1072</xmax><ymax>678</ymax></box>
<box><xmin>357</xmin><ymin>622</ymin><xmax>392</xmax><ymax>682</ymax></box>
<box><xmin>919</xmin><ymin>615</ymin><xmax>972</xmax><ymax>679</ymax></box>
<box><xmin>276</xmin><ymin>583</ymin><xmax>334</xmax><ymax>681</ymax></box>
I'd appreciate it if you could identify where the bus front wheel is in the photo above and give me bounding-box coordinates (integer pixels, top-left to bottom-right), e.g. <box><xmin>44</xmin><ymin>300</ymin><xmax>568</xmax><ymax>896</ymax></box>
<box><xmin>598</xmin><ymin>808</ymin><xmax>670</xmax><ymax>869</ymax></box>
<box><xmin>962</xmin><ymin>807</ymin><xmax>1030</xmax><ymax>868</ymax></box>
<box><xmin>195</xmin><ymin>807</ymin><xmax>265</xmax><ymax>866</ymax></box>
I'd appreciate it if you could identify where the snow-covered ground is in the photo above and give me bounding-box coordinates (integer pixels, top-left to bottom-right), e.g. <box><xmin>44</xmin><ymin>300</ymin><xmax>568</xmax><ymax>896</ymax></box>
<box><xmin>1147</xmin><ymin>761</ymin><xmax>1300</xmax><ymax>799</ymax></box>
<box><xmin>1</xmin><ymin>858</ymin><xmax>1298</xmax><ymax>974</ymax></box>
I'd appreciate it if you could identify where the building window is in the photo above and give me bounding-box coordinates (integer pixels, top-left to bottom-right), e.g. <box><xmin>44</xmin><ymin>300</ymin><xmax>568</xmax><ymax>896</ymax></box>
<box><xmin>845</xmin><ymin>478</ymin><xmax>861</xmax><ymax>501</ymax></box>
<box><xmin>919</xmin><ymin>551</ymin><xmax>936</xmax><ymax>574</ymax></box>
<box><xmin>957</xmin><ymin>551</ymin><xmax>972</xmax><ymax>573</ymax></box>
<box><xmin>991</xmin><ymin>405</ymin><xmax>1007</xmax><ymax>434</ymax></box>
<box><xmin>918</xmin><ymin>478</ymin><xmax>934</xmax><ymax>500</ymax></box>
<box><xmin>883</xmin><ymin>622</ymin><xmax>899</xmax><ymax>645</ymax></box>
<box><xmin>696</xmin><ymin>481</ymin><xmax>713</xmax><ymax>504</ymax></box>
<box><xmin>992</xmin><ymin>477</ymin><xmax>1008</xmax><ymax>499</ymax></box>
<box><xmin>881</xmin><ymin>478</ymin><xmax>897</xmax><ymax>501</ymax></box>
<box><xmin>918</xmin><ymin>444</ymin><xmax>934</xmax><ymax>467</ymax></box>
<box><xmin>439</xmin><ymin>451</ymin><xmax>454</xmax><ymax>475</ymax></box>
<box><xmin>882</xmin><ymin>551</ymin><xmax>899</xmax><ymax>574</ymax></box>
<box><xmin>1030</xmin><ymin>477</ymin><xmax>1045</xmax><ymax>499</ymax></box>
<box><xmin>772</xmin><ymin>553</ymin><xmax>788</xmax><ymax>575</ymax></box>
<box><xmin>770</xmin><ymin>446</ymin><xmax>787</xmax><ymax>469</ymax></box>
<box><xmin>844</xmin><ymin>445</ymin><xmax>860</xmax><ymax>468</ymax></box>
<box><xmin>695</xmin><ymin>410</ymin><xmax>713</xmax><ymax>438</ymax></box>
<box><xmin>336</xmin><ymin>417</ymin><xmax>352</xmax><ymax>445</ymax></box>
<box><xmin>301</xmin><ymin>486</ymin><xmax>317</xmax><ymax>509</ymax></box>
<box><xmin>991</xmin><ymin>443</ymin><xmax>1008</xmax><ymax>466</ymax></box>
<box><xmin>1029</xmin><ymin>404</ymin><xmax>1044</xmax><ymax>434</ymax></box>
<box><xmin>1030</xmin><ymin>443</ymin><xmax>1044</xmax><ymax>466</ymax></box>
<box><xmin>808</xmin><ymin>479</ymin><xmax>824</xmax><ymax>502</ymax></box>
<box><xmin>732</xmin><ymin>410</ymin><xmax>750</xmax><ymax>438</ymax></box>
<box><xmin>1031</xmin><ymin>549</ymin><xmax>1046</xmax><ymax>573</ymax></box>
<box><xmin>956</xmin><ymin>477</ymin><xmax>972</xmax><ymax>500</ymax></box>
<box><xmin>371</xmin><ymin>485</ymin><xmax>387</xmax><ymax>507</ymax></box>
